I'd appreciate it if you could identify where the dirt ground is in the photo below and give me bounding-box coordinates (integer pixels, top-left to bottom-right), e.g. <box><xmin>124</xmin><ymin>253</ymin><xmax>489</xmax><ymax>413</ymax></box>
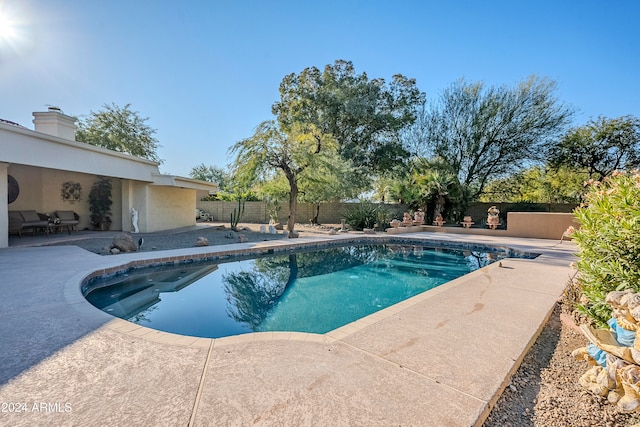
<box><xmin>483</xmin><ymin>304</ymin><xmax>640</xmax><ymax>427</ymax></box>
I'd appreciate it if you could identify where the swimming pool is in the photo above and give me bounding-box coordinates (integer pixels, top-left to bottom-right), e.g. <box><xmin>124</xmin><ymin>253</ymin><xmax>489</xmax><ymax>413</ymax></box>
<box><xmin>84</xmin><ymin>242</ymin><xmax>529</xmax><ymax>339</ymax></box>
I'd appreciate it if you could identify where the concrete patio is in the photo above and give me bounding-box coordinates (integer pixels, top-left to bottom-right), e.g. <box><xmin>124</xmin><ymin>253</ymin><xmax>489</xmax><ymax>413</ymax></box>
<box><xmin>0</xmin><ymin>231</ymin><xmax>577</xmax><ymax>426</ymax></box>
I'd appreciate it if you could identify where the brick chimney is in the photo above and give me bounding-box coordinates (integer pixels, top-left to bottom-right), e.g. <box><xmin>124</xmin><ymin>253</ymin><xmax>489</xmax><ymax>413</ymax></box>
<box><xmin>32</xmin><ymin>106</ymin><xmax>77</xmax><ymax>141</ymax></box>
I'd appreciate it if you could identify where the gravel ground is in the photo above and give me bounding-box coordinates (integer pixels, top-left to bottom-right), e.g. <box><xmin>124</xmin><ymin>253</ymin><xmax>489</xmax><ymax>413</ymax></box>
<box><xmin>42</xmin><ymin>222</ymin><xmax>334</xmax><ymax>254</ymax></box>
<box><xmin>40</xmin><ymin>222</ymin><xmax>640</xmax><ymax>426</ymax></box>
<box><xmin>483</xmin><ymin>304</ymin><xmax>640</xmax><ymax>427</ymax></box>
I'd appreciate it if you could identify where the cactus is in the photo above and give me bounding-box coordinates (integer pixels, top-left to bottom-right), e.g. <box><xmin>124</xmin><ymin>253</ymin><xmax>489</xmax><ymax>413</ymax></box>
<box><xmin>230</xmin><ymin>199</ymin><xmax>245</xmax><ymax>231</ymax></box>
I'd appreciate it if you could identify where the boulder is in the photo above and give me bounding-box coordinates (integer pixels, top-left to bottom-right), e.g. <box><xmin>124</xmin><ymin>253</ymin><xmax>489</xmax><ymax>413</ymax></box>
<box><xmin>195</xmin><ymin>237</ymin><xmax>209</xmax><ymax>247</ymax></box>
<box><xmin>238</xmin><ymin>234</ymin><xmax>248</xmax><ymax>243</ymax></box>
<box><xmin>110</xmin><ymin>234</ymin><xmax>137</xmax><ymax>253</ymax></box>
<box><xmin>288</xmin><ymin>230</ymin><xmax>299</xmax><ymax>238</ymax></box>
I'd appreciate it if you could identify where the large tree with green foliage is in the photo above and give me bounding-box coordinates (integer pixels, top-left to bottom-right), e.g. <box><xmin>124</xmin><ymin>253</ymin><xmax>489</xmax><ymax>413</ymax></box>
<box><xmin>229</xmin><ymin>120</ymin><xmax>337</xmax><ymax>231</ymax></box>
<box><xmin>272</xmin><ymin>59</ymin><xmax>425</xmax><ymax>176</ymax></box>
<box><xmin>230</xmin><ymin>60</ymin><xmax>424</xmax><ymax>230</ymax></box>
<box><xmin>548</xmin><ymin>115</ymin><xmax>640</xmax><ymax>181</ymax></box>
<box><xmin>76</xmin><ymin>103</ymin><xmax>162</xmax><ymax>163</ymax></box>
<box><xmin>189</xmin><ymin>163</ymin><xmax>231</xmax><ymax>191</ymax></box>
<box><xmin>411</xmin><ymin>76</ymin><xmax>573</xmax><ymax>200</ymax></box>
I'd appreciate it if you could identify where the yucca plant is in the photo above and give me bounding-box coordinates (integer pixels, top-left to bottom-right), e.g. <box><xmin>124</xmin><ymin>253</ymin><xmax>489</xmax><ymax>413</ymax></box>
<box><xmin>343</xmin><ymin>201</ymin><xmax>390</xmax><ymax>230</ymax></box>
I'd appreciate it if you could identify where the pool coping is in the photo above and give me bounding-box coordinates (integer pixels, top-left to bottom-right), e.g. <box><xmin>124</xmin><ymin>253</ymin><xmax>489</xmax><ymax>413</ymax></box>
<box><xmin>67</xmin><ymin>234</ymin><xmax>540</xmax><ymax>349</ymax></box>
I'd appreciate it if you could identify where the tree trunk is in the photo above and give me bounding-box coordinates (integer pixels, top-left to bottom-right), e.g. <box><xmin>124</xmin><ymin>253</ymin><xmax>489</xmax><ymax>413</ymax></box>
<box><xmin>434</xmin><ymin>195</ymin><xmax>445</xmax><ymax>218</ymax></box>
<box><xmin>287</xmin><ymin>178</ymin><xmax>298</xmax><ymax>232</ymax></box>
<box><xmin>311</xmin><ymin>203</ymin><xmax>320</xmax><ymax>225</ymax></box>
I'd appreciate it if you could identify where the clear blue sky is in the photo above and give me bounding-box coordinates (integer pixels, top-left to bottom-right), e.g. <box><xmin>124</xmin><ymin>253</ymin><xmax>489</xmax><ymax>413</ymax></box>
<box><xmin>1</xmin><ymin>0</ymin><xmax>638</xmax><ymax>177</ymax></box>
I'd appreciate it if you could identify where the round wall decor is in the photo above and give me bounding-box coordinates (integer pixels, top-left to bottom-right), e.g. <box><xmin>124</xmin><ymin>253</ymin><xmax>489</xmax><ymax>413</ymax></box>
<box><xmin>8</xmin><ymin>175</ymin><xmax>19</xmax><ymax>204</ymax></box>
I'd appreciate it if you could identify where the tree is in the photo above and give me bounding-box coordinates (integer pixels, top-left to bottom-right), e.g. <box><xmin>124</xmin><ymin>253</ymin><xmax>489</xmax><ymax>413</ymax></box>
<box><xmin>412</xmin><ymin>158</ymin><xmax>465</xmax><ymax>220</ymax></box>
<box><xmin>385</xmin><ymin>157</ymin><xmax>466</xmax><ymax>221</ymax></box>
<box><xmin>76</xmin><ymin>103</ymin><xmax>162</xmax><ymax>163</ymax></box>
<box><xmin>414</xmin><ymin>76</ymin><xmax>573</xmax><ymax>200</ymax></box>
<box><xmin>272</xmin><ymin>59</ymin><xmax>425</xmax><ymax>176</ymax></box>
<box><xmin>189</xmin><ymin>163</ymin><xmax>231</xmax><ymax>190</ymax></box>
<box><xmin>229</xmin><ymin>120</ymin><xmax>337</xmax><ymax>232</ymax></box>
<box><xmin>480</xmin><ymin>166</ymin><xmax>586</xmax><ymax>203</ymax></box>
<box><xmin>298</xmin><ymin>156</ymin><xmax>367</xmax><ymax>224</ymax></box>
<box><xmin>548</xmin><ymin>115</ymin><xmax>640</xmax><ymax>181</ymax></box>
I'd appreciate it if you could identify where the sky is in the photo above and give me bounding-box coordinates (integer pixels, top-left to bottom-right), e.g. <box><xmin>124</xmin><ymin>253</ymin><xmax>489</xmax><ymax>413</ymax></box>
<box><xmin>1</xmin><ymin>0</ymin><xmax>639</xmax><ymax>178</ymax></box>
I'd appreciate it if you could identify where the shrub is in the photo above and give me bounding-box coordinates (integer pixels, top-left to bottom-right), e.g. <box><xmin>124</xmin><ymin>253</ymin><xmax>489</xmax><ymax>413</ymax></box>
<box><xmin>572</xmin><ymin>171</ymin><xmax>640</xmax><ymax>326</ymax></box>
<box><xmin>343</xmin><ymin>201</ymin><xmax>391</xmax><ymax>230</ymax></box>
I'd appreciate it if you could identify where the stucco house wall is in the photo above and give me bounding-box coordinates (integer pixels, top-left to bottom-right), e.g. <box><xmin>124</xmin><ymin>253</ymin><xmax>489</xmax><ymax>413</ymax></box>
<box><xmin>8</xmin><ymin>164</ymin><xmax>123</xmax><ymax>230</ymax></box>
<box><xmin>1</xmin><ymin>108</ymin><xmax>218</xmax><ymax>247</ymax></box>
<box><xmin>146</xmin><ymin>186</ymin><xmax>196</xmax><ymax>231</ymax></box>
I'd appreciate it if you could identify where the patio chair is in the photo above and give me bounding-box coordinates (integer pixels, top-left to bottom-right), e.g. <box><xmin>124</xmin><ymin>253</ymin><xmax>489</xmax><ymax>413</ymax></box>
<box><xmin>8</xmin><ymin>211</ymin><xmax>23</xmax><ymax>237</ymax></box>
<box><xmin>55</xmin><ymin>211</ymin><xmax>80</xmax><ymax>234</ymax></box>
<box><xmin>16</xmin><ymin>210</ymin><xmax>50</xmax><ymax>235</ymax></box>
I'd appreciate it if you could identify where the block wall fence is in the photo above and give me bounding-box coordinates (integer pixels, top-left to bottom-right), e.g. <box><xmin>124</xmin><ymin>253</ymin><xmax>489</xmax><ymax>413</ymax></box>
<box><xmin>196</xmin><ymin>200</ymin><xmax>578</xmax><ymax>225</ymax></box>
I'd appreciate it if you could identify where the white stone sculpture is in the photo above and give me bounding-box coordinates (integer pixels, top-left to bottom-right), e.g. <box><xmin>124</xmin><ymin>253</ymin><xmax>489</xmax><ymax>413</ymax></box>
<box><xmin>131</xmin><ymin>208</ymin><xmax>139</xmax><ymax>233</ymax></box>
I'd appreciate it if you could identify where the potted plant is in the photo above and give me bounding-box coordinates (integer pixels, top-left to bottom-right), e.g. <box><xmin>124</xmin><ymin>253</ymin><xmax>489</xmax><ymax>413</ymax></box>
<box><xmin>88</xmin><ymin>176</ymin><xmax>113</xmax><ymax>230</ymax></box>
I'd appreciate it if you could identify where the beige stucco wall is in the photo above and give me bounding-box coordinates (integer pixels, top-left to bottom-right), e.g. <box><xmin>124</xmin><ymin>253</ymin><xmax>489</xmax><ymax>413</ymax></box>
<box><xmin>121</xmin><ymin>180</ymin><xmax>149</xmax><ymax>232</ymax></box>
<box><xmin>7</xmin><ymin>164</ymin><xmax>123</xmax><ymax>231</ymax></box>
<box><xmin>506</xmin><ymin>212</ymin><xmax>579</xmax><ymax>240</ymax></box>
<box><xmin>419</xmin><ymin>212</ymin><xmax>579</xmax><ymax>240</ymax></box>
<box><xmin>145</xmin><ymin>186</ymin><xmax>196</xmax><ymax>232</ymax></box>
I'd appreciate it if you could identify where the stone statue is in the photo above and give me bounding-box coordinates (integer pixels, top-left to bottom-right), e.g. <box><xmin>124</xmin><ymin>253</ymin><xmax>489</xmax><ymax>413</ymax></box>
<box><xmin>487</xmin><ymin>206</ymin><xmax>500</xmax><ymax>229</ymax></box>
<box><xmin>131</xmin><ymin>208</ymin><xmax>139</xmax><ymax>233</ymax></box>
<box><xmin>573</xmin><ymin>289</ymin><xmax>640</xmax><ymax>412</ymax></box>
<box><xmin>402</xmin><ymin>212</ymin><xmax>413</xmax><ymax>226</ymax></box>
<box><xmin>413</xmin><ymin>210</ymin><xmax>425</xmax><ymax>225</ymax></box>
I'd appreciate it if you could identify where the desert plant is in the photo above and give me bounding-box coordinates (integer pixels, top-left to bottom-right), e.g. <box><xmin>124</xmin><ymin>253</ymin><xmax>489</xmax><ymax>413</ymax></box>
<box><xmin>88</xmin><ymin>176</ymin><xmax>113</xmax><ymax>230</ymax></box>
<box><xmin>343</xmin><ymin>201</ymin><xmax>390</xmax><ymax>230</ymax></box>
<box><xmin>230</xmin><ymin>199</ymin><xmax>245</xmax><ymax>231</ymax></box>
<box><xmin>572</xmin><ymin>170</ymin><xmax>640</xmax><ymax>326</ymax></box>
<box><xmin>267</xmin><ymin>199</ymin><xmax>281</xmax><ymax>224</ymax></box>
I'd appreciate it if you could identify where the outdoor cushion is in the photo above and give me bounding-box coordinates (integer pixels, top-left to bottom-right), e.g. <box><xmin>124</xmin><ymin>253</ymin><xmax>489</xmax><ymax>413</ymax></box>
<box><xmin>56</xmin><ymin>211</ymin><xmax>79</xmax><ymax>224</ymax></box>
<box><xmin>15</xmin><ymin>210</ymin><xmax>49</xmax><ymax>235</ymax></box>
<box><xmin>55</xmin><ymin>211</ymin><xmax>79</xmax><ymax>234</ymax></box>
<box><xmin>19</xmin><ymin>210</ymin><xmax>49</xmax><ymax>227</ymax></box>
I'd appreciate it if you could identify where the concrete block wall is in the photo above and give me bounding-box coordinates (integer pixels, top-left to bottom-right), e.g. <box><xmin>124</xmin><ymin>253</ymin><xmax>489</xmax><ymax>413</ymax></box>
<box><xmin>196</xmin><ymin>201</ymin><xmax>407</xmax><ymax>225</ymax></box>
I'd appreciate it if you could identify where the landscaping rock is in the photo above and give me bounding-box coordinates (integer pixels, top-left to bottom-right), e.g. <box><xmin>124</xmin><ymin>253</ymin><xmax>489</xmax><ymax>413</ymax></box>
<box><xmin>238</xmin><ymin>234</ymin><xmax>248</xmax><ymax>243</ymax></box>
<box><xmin>194</xmin><ymin>237</ymin><xmax>209</xmax><ymax>247</ymax></box>
<box><xmin>110</xmin><ymin>234</ymin><xmax>137</xmax><ymax>252</ymax></box>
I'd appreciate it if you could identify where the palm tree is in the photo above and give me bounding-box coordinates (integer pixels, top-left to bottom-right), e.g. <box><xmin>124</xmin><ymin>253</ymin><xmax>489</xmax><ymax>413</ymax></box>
<box><xmin>411</xmin><ymin>158</ymin><xmax>464</xmax><ymax>221</ymax></box>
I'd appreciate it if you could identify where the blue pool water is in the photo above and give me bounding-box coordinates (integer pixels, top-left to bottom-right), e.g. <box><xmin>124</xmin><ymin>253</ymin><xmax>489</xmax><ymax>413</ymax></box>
<box><xmin>84</xmin><ymin>243</ymin><xmax>513</xmax><ymax>338</ymax></box>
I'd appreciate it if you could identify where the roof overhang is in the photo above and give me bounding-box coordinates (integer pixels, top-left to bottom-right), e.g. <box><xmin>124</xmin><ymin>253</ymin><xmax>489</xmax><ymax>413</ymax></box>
<box><xmin>1</xmin><ymin>121</ymin><xmax>217</xmax><ymax>192</ymax></box>
<box><xmin>151</xmin><ymin>174</ymin><xmax>219</xmax><ymax>192</ymax></box>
